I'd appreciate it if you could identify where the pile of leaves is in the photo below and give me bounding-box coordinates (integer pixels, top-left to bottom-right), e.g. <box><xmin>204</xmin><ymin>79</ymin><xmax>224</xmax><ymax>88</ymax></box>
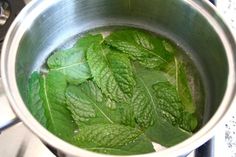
<box><xmin>27</xmin><ymin>28</ymin><xmax>198</xmax><ymax>155</ymax></box>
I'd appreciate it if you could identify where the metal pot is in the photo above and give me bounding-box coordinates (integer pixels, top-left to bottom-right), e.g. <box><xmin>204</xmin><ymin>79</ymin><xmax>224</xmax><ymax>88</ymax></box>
<box><xmin>1</xmin><ymin>0</ymin><xmax>236</xmax><ymax>156</ymax></box>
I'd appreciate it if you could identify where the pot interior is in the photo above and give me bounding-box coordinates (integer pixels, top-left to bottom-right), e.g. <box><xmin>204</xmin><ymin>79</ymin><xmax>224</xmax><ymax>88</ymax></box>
<box><xmin>14</xmin><ymin>0</ymin><xmax>228</xmax><ymax>152</ymax></box>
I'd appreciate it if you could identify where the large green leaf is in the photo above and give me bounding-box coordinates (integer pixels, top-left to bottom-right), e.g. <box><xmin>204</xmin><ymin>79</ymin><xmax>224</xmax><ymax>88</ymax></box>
<box><xmin>47</xmin><ymin>48</ymin><xmax>91</xmax><ymax>85</ymax></box>
<box><xmin>39</xmin><ymin>71</ymin><xmax>77</xmax><ymax>141</ymax></box>
<box><xmin>131</xmin><ymin>64</ymin><xmax>193</xmax><ymax>146</ymax></box>
<box><xmin>105</xmin><ymin>28</ymin><xmax>173</xmax><ymax>69</ymax></box>
<box><xmin>75</xmin><ymin>124</ymin><xmax>155</xmax><ymax>155</ymax></box>
<box><xmin>164</xmin><ymin>58</ymin><xmax>196</xmax><ymax>113</ymax></box>
<box><xmin>27</xmin><ymin>72</ymin><xmax>47</xmax><ymax>126</ymax></box>
<box><xmin>66</xmin><ymin>81</ymin><xmax>122</xmax><ymax>127</ymax></box>
<box><xmin>87</xmin><ymin>44</ymin><xmax>135</xmax><ymax>102</ymax></box>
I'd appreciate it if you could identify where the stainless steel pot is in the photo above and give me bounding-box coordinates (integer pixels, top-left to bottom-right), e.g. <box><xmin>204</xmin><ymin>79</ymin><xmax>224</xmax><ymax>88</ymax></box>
<box><xmin>1</xmin><ymin>0</ymin><xmax>236</xmax><ymax>156</ymax></box>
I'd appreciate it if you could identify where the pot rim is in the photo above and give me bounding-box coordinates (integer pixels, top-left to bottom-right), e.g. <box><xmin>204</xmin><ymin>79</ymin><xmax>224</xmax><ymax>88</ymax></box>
<box><xmin>1</xmin><ymin>0</ymin><xmax>236</xmax><ymax>156</ymax></box>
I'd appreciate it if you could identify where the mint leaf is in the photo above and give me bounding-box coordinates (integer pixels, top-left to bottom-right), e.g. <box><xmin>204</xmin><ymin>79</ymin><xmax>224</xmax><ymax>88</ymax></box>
<box><xmin>145</xmin><ymin>117</ymin><xmax>191</xmax><ymax>147</ymax></box>
<box><xmin>162</xmin><ymin>40</ymin><xmax>175</xmax><ymax>53</ymax></box>
<box><xmin>178</xmin><ymin>62</ymin><xmax>196</xmax><ymax>113</ymax></box>
<box><xmin>66</xmin><ymin>81</ymin><xmax>122</xmax><ymax>127</ymax></box>
<box><xmin>152</xmin><ymin>82</ymin><xmax>197</xmax><ymax>132</ymax></box>
<box><xmin>130</xmin><ymin>84</ymin><xmax>155</xmax><ymax>130</ymax></box>
<box><xmin>134</xmin><ymin>62</ymin><xmax>168</xmax><ymax>84</ymax></box>
<box><xmin>47</xmin><ymin>34</ymin><xmax>103</xmax><ymax>85</ymax></box>
<box><xmin>39</xmin><ymin>71</ymin><xmax>77</xmax><ymax>141</ymax></box>
<box><xmin>129</xmin><ymin>63</ymin><xmax>166</xmax><ymax>130</ymax></box>
<box><xmin>87</xmin><ymin>44</ymin><xmax>135</xmax><ymax>102</ymax></box>
<box><xmin>74</xmin><ymin>34</ymin><xmax>103</xmax><ymax>50</ymax></box>
<box><xmin>47</xmin><ymin>48</ymin><xmax>91</xmax><ymax>85</ymax></box>
<box><xmin>75</xmin><ymin>124</ymin><xmax>155</xmax><ymax>155</ymax></box>
<box><xmin>27</xmin><ymin>72</ymin><xmax>47</xmax><ymax>126</ymax></box>
<box><xmin>131</xmin><ymin>64</ymin><xmax>192</xmax><ymax>146</ymax></box>
<box><xmin>105</xmin><ymin>28</ymin><xmax>173</xmax><ymax>69</ymax></box>
<box><xmin>164</xmin><ymin>58</ymin><xmax>196</xmax><ymax>113</ymax></box>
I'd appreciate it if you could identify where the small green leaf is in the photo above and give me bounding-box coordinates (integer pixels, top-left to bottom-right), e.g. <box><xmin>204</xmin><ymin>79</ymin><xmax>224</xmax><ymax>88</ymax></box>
<box><xmin>152</xmin><ymin>82</ymin><xmax>197</xmax><ymax>132</ymax></box>
<box><xmin>74</xmin><ymin>34</ymin><xmax>103</xmax><ymax>50</ymax></box>
<box><xmin>131</xmin><ymin>84</ymin><xmax>155</xmax><ymax>130</ymax></box>
<box><xmin>162</xmin><ymin>40</ymin><xmax>174</xmax><ymax>53</ymax></box>
<box><xmin>178</xmin><ymin>63</ymin><xmax>196</xmax><ymax>113</ymax></box>
<box><xmin>39</xmin><ymin>71</ymin><xmax>77</xmax><ymax>141</ymax></box>
<box><xmin>75</xmin><ymin>124</ymin><xmax>155</xmax><ymax>155</ymax></box>
<box><xmin>105</xmin><ymin>28</ymin><xmax>173</xmax><ymax>69</ymax></box>
<box><xmin>87</xmin><ymin>44</ymin><xmax>136</xmax><ymax>102</ymax></box>
<box><xmin>27</xmin><ymin>72</ymin><xmax>47</xmax><ymax>126</ymax></box>
<box><xmin>164</xmin><ymin>58</ymin><xmax>196</xmax><ymax>113</ymax></box>
<box><xmin>66</xmin><ymin>81</ymin><xmax>122</xmax><ymax>127</ymax></box>
<box><xmin>47</xmin><ymin>48</ymin><xmax>91</xmax><ymax>85</ymax></box>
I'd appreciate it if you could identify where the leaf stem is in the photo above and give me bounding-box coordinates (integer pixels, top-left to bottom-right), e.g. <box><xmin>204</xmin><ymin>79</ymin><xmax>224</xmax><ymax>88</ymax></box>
<box><xmin>42</xmin><ymin>75</ymin><xmax>55</xmax><ymax>129</ymax></box>
<box><xmin>175</xmin><ymin>57</ymin><xmax>179</xmax><ymax>93</ymax></box>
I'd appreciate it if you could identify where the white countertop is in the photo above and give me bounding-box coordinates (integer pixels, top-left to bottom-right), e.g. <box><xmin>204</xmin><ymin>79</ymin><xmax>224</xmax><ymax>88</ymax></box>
<box><xmin>216</xmin><ymin>0</ymin><xmax>236</xmax><ymax>156</ymax></box>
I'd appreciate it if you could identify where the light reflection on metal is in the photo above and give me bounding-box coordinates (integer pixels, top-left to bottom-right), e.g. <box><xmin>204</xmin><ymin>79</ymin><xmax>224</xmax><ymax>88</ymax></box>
<box><xmin>0</xmin><ymin>1</ymin><xmax>10</xmax><ymax>26</ymax></box>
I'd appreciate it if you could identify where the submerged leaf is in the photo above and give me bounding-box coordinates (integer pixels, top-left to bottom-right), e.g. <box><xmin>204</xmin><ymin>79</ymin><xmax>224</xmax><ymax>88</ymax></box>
<box><xmin>152</xmin><ymin>82</ymin><xmax>197</xmax><ymax>132</ymax></box>
<box><xmin>178</xmin><ymin>63</ymin><xmax>196</xmax><ymax>113</ymax></box>
<box><xmin>131</xmin><ymin>64</ymin><xmax>194</xmax><ymax>146</ymax></box>
<box><xmin>164</xmin><ymin>58</ymin><xmax>196</xmax><ymax>113</ymax></box>
<box><xmin>47</xmin><ymin>48</ymin><xmax>91</xmax><ymax>85</ymax></box>
<box><xmin>129</xmin><ymin>64</ymin><xmax>165</xmax><ymax>129</ymax></box>
<box><xmin>74</xmin><ymin>34</ymin><xmax>103</xmax><ymax>50</ymax></box>
<box><xmin>75</xmin><ymin>124</ymin><xmax>155</xmax><ymax>155</ymax></box>
<box><xmin>105</xmin><ymin>28</ymin><xmax>173</xmax><ymax>69</ymax></box>
<box><xmin>47</xmin><ymin>34</ymin><xmax>103</xmax><ymax>85</ymax></box>
<box><xmin>131</xmin><ymin>84</ymin><xmax>155</xmax><ymax>130</ymax></box>
<box><xmin>145</xmin><ymin>117</ymin><xmax>191</xmax><ymax>147</ymax></box>
<box><xmin>27</xmin><ymin>72</ymin><xmax>47</xmax><ymax>126</ymax></box>
<box><xmin>66</xmin><ymin>81</ymin><xmax>122</xmax><ymax>126</ymax></box>
<box><xmin>39</xmin><ymin>71</ymin><xmax>77</xmax><ymax>141</ymax></box>
<box><xmin>87</xmin><ymin>44</ymin><xmax>135</xmax><ymax>102</ymax></box>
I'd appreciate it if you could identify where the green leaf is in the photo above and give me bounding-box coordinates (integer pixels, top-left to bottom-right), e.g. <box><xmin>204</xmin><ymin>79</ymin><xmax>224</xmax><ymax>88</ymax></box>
<box><xmin>152</xmin><ymin>82</ymin><xmax>197</xmax><ymax>132</ymax></box>
<box><xmin>128</xmin><ymin>63</ymin><xmax>165</xmax><ymax>130</ymax></box>
<box><xmin>87</xmin><ymin>44</ymin><xmax>136</xmax><ymax>102</ymax></box>
<box><xmin>27</xmin><ymin>72</ymin><xmax>47</xmax><ymax>126</ymax></box>
<box><xmin>39</xmin><ymin>71</ymin><xmax>77</xmax><ymax>141</ymax></box>
<box><xmin>66</xmin><ymin>81</ymin><xmax>122</xmax><ymax>127</ymax></box>
<box><xmin>145</xmin><ymin>117</ymin><xmax>191</xmax><ymax>147</ymax></box>
<box><xmin>75</xmin><ymin>124</ymin><xmax>155</xmax><ymax>155</ymax></box>
<box><xmin>131</xmin><ymin>64</ymin><xmax>193</xmax><ymax>146</ymax></box>
<box><xmin>134</xmin><ymin>62</ymin><xmax>168</xmax><ymax>84</ymax></box>
<box><xmin>105</xmin><ymin>28</ymin><xmax>173</xmax><ymax>69</ymax></box>
<box><xmin>47</xmin><ymin>48</ymin><xmax>91</xmax><ymax>85</ymax></box>
<box><xmin>130</xmin><ymin>84</ymin><xmax>155</xmax><ymax>130</ymax></box>
<box><xmin>162</xmin><ymin>40</ymin><xmax>175</xmax><ymax>53</ymax></box>
<box><xmin>178</xmin><ymin>63</ymin><xmax>196</xmax><ymax>113</ymax></box>
<box><xmin>74</xmin><ymin>34</ymin><xmax>103</xmax><ymax>50</ymax></box>
<box><xmin>164</xmin><ymin>58</ymin><xmax>196</xmax><ymax>113</ymax></box>
<box><xmin>119</xmin><ymin>102</ymin><xmax>136</xmax><ymax>128</ymax></box>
